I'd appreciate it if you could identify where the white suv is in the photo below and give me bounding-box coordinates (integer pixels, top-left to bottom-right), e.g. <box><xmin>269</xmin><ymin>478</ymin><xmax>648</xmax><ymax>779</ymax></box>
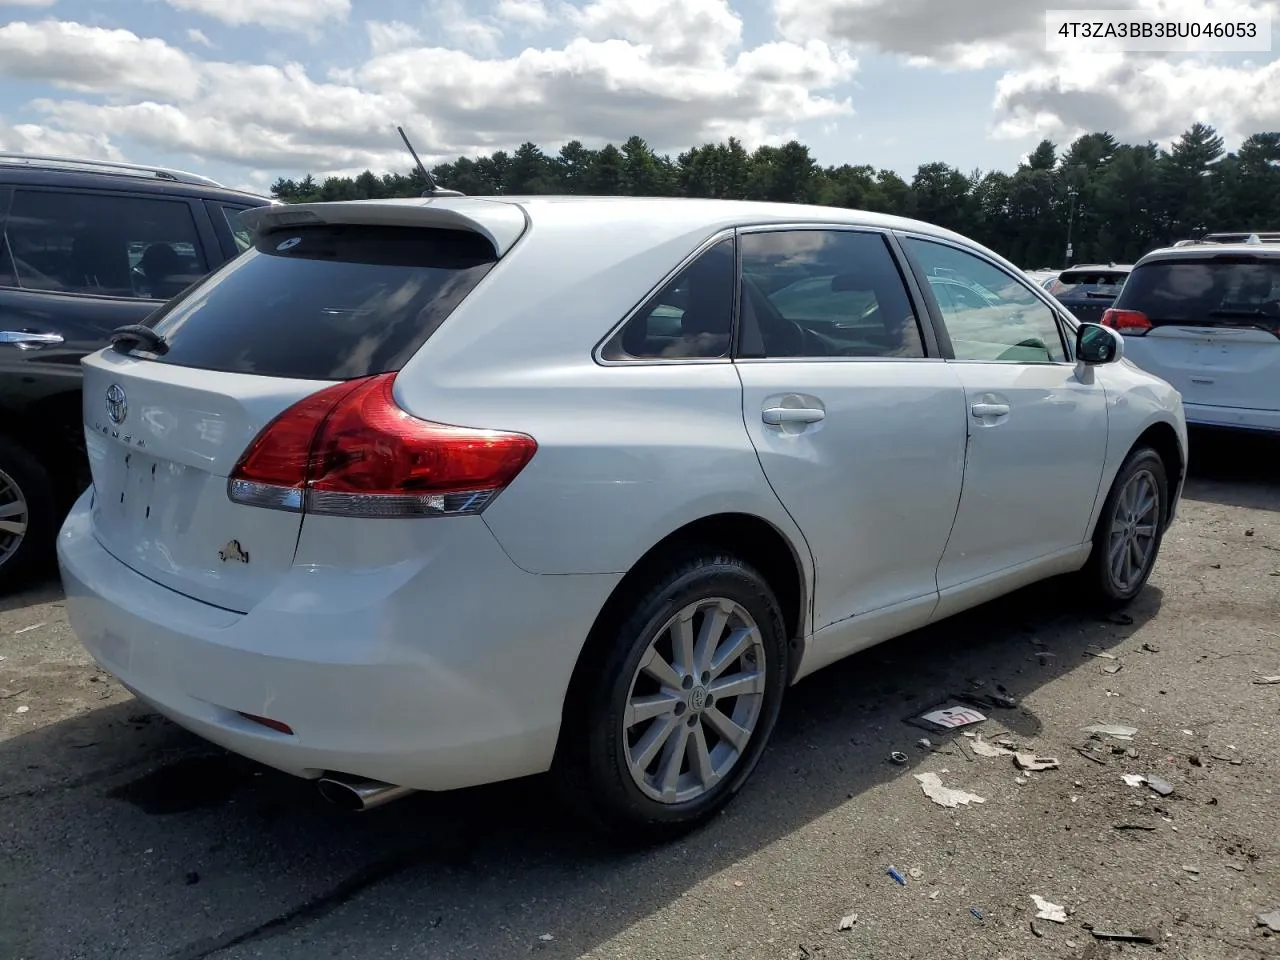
<box><xmin>58</xmin><ymin>197</ymin><xmax>1187</xmax><ymax>839</ymax></box>
<box><xmin>1103</xmin><ymin>239</ymin><xmax>1280</xmax><ymax>433</ymax></box>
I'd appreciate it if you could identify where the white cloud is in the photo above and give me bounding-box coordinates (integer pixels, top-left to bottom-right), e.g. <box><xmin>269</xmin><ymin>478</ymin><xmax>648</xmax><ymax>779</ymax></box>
<box><xmin>0</xmin><ymin>0</ymin><xmax>58</xmax><ymax>7</ymax></box>
<box><xmin>427</xmin><ymin>0</ymin><xmax>504</xmax><ymax>56</ymax></box>
<box><xmin>0</xmin><ymin>20</ymin><xmax>200</xmax><ymax>98</ymax></box>
<box><xmin>186</xmin><ymin>28</ymin><xmax>213</xmax><ymax>47</ymax></box>
<box><xmin>573</xmin><ymin>0</ymin><xmax>742</xmax><ymax>64</ymax></box>
<box><xmin>160</xmin><ymin>0</ymin><xmax>350</xmax><ymax>33</ymax></box>
<box><xmin>496</xmin><ymin>0</ymin><xmax>552</xmax><ymax>28</ymax></box>
<box><xmin>365</xmin><ymin>20</ymin><xmax>421</xmax><ymax>55</ymax></box>
<box><xmin>0</xmin><ymin>120</ymin><xmax>124</xmax><ymax>160</ymax></box>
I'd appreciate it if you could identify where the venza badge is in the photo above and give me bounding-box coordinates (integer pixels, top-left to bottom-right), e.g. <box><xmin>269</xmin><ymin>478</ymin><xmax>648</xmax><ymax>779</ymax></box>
<box><xmin>105</xmin><ymin>384</ymin><xmax>127</xmax><ymax>424</ymax></box>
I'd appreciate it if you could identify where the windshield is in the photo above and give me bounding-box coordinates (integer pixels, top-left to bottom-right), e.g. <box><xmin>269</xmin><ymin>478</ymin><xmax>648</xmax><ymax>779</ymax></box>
<box><xmin>1116</xmin><ymin>257</ymin><xmax>1280</xmax><ymax>323</ymax></box>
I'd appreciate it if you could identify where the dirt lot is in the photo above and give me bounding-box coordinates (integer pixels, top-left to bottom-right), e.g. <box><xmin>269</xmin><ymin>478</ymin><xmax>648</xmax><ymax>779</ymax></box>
<box><xmin>1</xmin><ymin>428</ymin><xmax>1277</xmax><ymax>960</ymax></box>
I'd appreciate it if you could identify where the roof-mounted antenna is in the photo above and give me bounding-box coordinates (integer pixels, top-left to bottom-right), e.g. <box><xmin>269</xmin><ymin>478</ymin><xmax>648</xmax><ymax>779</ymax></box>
<box><xmin>397</xmin><ymin>125</ymin><xmax>464</xmax><ymax>198</ymax></box>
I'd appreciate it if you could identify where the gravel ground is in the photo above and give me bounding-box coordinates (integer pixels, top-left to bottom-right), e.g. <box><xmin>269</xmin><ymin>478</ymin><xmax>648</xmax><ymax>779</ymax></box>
<box><xmin>1</xmin><ymin>428</ymin><xmax>1277</xmax><ymax>960</ymax></box>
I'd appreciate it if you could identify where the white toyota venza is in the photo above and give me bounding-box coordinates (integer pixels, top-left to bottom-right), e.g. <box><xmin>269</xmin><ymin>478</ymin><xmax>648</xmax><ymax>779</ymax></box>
<box><xmin>59</xmin><ymin>197</ymin><xmax>1188</xmax><ymax>839</ymax></box>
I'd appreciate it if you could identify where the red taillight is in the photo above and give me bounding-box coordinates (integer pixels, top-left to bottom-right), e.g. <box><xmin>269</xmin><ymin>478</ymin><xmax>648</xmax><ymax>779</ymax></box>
<box><xmin>227</xmin><ymin>373</ymin><xmax>537</xmax><ymax>518</ymax></box>
<box><xmin>1101</xmin><ymin>308</ymin><xmax>1152</xmax><ymax>335</ymax></box>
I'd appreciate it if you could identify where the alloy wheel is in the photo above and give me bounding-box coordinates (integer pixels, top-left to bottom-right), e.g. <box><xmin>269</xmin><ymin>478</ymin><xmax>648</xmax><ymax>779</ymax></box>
<box><xmin>1108</xmin><ymin>467</ymin><xmax>1160</xmax><ymax>593</ymax></box>
<box><xmin>0</xmin><ymin>468</ymin><xmax>29</xmax><ymax>569</ymax></box>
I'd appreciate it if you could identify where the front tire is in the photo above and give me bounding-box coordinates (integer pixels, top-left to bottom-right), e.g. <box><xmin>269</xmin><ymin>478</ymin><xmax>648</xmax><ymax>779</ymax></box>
<box><xmin>1083</xmin><ymin>446</ymin><xmax>1168</xmax><ymax>607</ymax></box>
<box><xmin>557</xmin><ymin>552</ymin><xmax>788</xmax><ymax>843</ymax></box>
<box><xmin>0</xmin><ymin>437</ymin><xmax>57</xmax><ymax>592</ymax></box>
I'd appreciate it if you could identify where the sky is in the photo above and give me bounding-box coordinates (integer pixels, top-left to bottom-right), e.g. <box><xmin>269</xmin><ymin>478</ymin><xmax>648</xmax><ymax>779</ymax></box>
<box><xmin>0</xmin><ymin>0</ymin><xmax>1277</xmax><ymax>195</ymax></box>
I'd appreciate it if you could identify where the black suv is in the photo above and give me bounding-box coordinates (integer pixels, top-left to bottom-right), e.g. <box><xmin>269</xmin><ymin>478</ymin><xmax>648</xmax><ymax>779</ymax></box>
<box><xmin>0</xmin><ymin>154</ymin><xmax>273</xmax><ymax>588</ymax></box>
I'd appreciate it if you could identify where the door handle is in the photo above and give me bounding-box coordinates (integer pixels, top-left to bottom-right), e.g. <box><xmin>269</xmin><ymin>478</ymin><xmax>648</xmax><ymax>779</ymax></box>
<box><xmin>970</xmin><ymin>402</ymin><xmax>1010</xmax><ymax>418</ymax></box>
<box><xmin>0</xmin><ymin>331</ymin><xmax>64</xmax><ymax>350</ymax></box>
<box><xmin>762</xmin><ymin>407</ymin><xmax>825</xmax><ymax>425</ymax></box>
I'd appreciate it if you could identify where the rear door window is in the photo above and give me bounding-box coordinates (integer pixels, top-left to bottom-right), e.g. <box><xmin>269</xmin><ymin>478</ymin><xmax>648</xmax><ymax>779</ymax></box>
<box><xmin>1117</xmin><ymin>257</ymin><xmax>1280</xmax><ymax>331</ymax></box>
<box><xmin>3</xmin><ymin>189</ymin><xmax>208</xmax><ymax>300</ymax></box>
<box><xmin>218</xmin><ymin>204</ymin><xmax>254</xmax><ymax>253</ymax></box>
<box><xmin>139</xmin><ymin>224</ymin><xmax>498</xmax><ymax>380</ymax></box>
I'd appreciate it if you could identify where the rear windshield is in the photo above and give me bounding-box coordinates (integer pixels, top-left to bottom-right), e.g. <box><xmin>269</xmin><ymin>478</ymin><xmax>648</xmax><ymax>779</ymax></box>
<box><xmin>1050</xmin><ymin>270</ymin><xmax>1128</xmax><ymax>298</ymax></box>
<box><xmin>137</xmin><ymin>224</ymin><xmax>497</xmax><ymax>380</ymax></box>
<box><xmin>1116</xmin><ymin>256</ymin><xmax>1280</xmax><ymax>323</ymax></box>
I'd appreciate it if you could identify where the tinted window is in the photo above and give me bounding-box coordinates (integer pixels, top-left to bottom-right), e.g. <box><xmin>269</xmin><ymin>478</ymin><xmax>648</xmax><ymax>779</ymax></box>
<box><xmin>1117</xmin><ymin>257</ymin><xmax>1280</xmax><ymax>325</ymax></box>
<box><xmin>139</xmin><ymin>224</ymin><xmax>497</xmax><ymax>380</ymax></box>
<box><xmin>601</xmin><ymin>237</ymin><xmax>735</xmax><ymax>360</ymax></box>
<box><xmin>738</xmin><ymin>230</ymin><xmax>924</xmax><ymax>358</ymax></box>
<box><xmin>220</xmin><ymin>205</ymin><xmax>253</xmax><ymax>253</ymax></box>
<box><xmin>3</xmin><ymin>190</ymin><xmax>207</xmax><ymax>300</ymax></box>
<box><xmin>905</xmin><ymin>239</ymin><xmax>1067</xmax><ymax>363</ymax></box>
<box><xmin>1049</xmin><ymin>269</ymin><xmax>1129</xmax><ymax>299</ymax></box>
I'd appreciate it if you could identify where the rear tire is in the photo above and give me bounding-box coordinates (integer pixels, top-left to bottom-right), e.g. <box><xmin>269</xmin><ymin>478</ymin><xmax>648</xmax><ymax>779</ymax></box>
<box><xmin>0</xmin><ymin>437</ymin><xmax>57</xmax><ymax>593</ymax></box>
<box><xmin>1083</xmin><ymin>446</ymin><xmax>1168</xmax><ymax>608</ymax></box>
<box><xmin>556</xmin><ymin>552</ymin><xmax>788</xmax><ymax>844</ymax></box>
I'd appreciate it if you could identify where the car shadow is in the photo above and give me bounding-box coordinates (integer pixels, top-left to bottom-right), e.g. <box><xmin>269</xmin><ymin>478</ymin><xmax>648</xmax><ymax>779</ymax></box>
<box><xmin>1181</xmin><ymin>426</ymin><xmax>1279</xmax><ymax>512</ymax></box>
<box><xmin>0</xmin><ymin>576</ymin><xmax>1161</xmax><ymax>959</ymax></box>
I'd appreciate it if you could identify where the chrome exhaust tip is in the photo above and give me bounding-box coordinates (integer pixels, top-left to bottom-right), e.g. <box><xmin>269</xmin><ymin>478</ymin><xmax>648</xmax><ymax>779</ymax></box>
<box><xmin>317</xmin><ymin>775</ymin><xmax>414</xmax><ymax>811</ymax></box>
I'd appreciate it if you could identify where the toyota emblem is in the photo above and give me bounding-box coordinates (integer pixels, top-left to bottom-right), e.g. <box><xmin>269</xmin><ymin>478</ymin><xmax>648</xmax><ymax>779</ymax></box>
<box><xmin>105</xmin><ymin>384</ymin><xmax>127</xmax><ymax>424</ymax></box>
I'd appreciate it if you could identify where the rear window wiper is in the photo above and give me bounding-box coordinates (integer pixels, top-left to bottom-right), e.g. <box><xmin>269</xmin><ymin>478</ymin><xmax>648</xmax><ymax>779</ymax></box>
<box><xmin>110</xmin><ymin>324</ymin><xmax>169</xmax><ymax>355</ymax></box>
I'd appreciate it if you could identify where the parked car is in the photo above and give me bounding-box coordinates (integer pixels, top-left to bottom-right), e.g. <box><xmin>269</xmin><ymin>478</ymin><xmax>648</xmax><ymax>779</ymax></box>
<box><xmin>58</xmin><ymin>197</ymin><xmax>1188</xmax><ymax>840</ymax></box>
<box><xmin>1047</xmin><ymin>264</ymin><xmax>1132</xmax><ymax>325</ymax></box>
<box><xmin>1102</xmin><ymin>237</ymin><xmax>1280</xmax><ymax>433</ymax></box>
<box><xmin>0</xmin><ymin>153</ymin><xmax>273</xmax><ymax>587</ymax></box>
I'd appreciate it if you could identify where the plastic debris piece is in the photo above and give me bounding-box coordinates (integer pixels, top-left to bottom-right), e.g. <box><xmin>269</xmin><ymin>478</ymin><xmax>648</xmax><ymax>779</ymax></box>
<box><xmin>13</xmin><ymin>622</ymin><xmax>45</xmax><ymax>635</ymax></box>
<box><xmin>1014</xmin><ymin>753</ymin><xmax>1059</xmax><ymax>772</ymax></box>
<box><xmin>889</xmin><ymin>751</ymin><xmax>908</xmax><ymax>765</ymax></box>
<box><xmin>920</xmin><ymin>705</ymin><xmax>987</xmax><ymax>729</ymax></box>
<box><xmin>14</xmin><ymin>705</ymin><xmax>29</xmax><ymax>714</ymax></box>
<box><xmin>970</xmin><ymin>737</ymin><xmax>1014</xmax><ymax>758</ymax></box>
<box><xmin>917</xmin><ymin>738</ymin><xmax>933</xmax><ymax>750</ymax></box>
<box><xmin>1146</xmin><ymin>776</ymin><xmax>1174</xmax><ymax>797</ymax></box>
<box><xmin>1256</xmin><ymin>910</ymin><xmax>1280</xmax><ymax>932</ymax></box>
<box><xmin>1014</xmin><ymin>777</ymin><xmax>1028</xmax><ymax>785</ymax></box>
<box><xmin>1085</xmin><ymin>647</ymin><xmax>1118</xmax><ymax>660</ymax></box>
<box><xmin>1254</xmin><ymin>676</ymin><xmax>1280</xmax><ymax>685</ymax></box>
<box><xmin>1083</xmin><ymin>723</ymin><xmax>1137</xmax><ymax>740</ymax></box>
<box><xmin>914</xmin><ymin>772</ymin><xmax>986</xmax><ymax>808</ymax></box>
<box><xmin>1141</xmin><ymin>642</ymin><xmax>1160</xmax><ymax>653</ymax></box>
<box><xmin>970</xmin><ymin>907</ymin><xmax>984</xmax><ymax>921</ymax></box>
<box><xmin>928</xmin><ymin>890</ymin><xmax>940</xmax><ymax>900</ymax></box>
<box><xmin>1102</xmin><ymin>663</ymin><xmax>1123</xmax><ymax>675</ymax></box>
<box><xmin>838</xmin><ymin>913</ymin><xmax>859</xmax><ymax>931</ymax></box>
<box><xmin>1182</xmin><ymin>729</ymin><xmax>1194</xmax><ymax>736</ymax></box>
<box><xmin>1075</xmin><ymin>745</ymin><xmax>1108</xmax><ymax>765</ymax></box>
<box><xmin>538</xmin><ymin>933</ymin><xmax>555</xmax><ymax>942</ymax></box>
<box><xmin>1031</xmin><ymin>895</ymin><xmax>1067</xmax><ymax>924</ymax></box>
<box><xmin>1091</xmin><ymin>929</ymin><xmax>1156</xmax><ymax>944</ymax></box>
<box><xmin>887</xmin><ymin>866</ymin><xmax>907</xmax><ymax>886</ymax></box>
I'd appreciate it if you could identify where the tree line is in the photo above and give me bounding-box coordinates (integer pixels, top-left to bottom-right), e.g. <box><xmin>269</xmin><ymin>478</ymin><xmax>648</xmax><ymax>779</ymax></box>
<box><xmin>271</xmin><ymin>123</ymin><xmax>1280</xmax><ymax>268</ymax></box>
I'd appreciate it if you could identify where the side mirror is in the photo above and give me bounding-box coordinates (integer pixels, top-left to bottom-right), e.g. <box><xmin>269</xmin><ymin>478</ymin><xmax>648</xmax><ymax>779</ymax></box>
<box><xmin>1075</xmin><ymin>322</ymin><xmax>1124</xmax><ymax>365</ymax></box>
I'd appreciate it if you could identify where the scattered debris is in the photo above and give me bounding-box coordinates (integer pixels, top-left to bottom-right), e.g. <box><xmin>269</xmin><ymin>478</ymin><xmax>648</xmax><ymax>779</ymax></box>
<box><xmin>889</xmin><ymin>751</ymin><xmax>908</xmax><ymax>765</ymax></box>
<box><xmin>1085</xmin><ymin>646</ymin><xmax>1118</xmax><ymax>660</ymax></box>
<box><xmin>914</xmin><ymin>772</ymin><xmax>986</xmax><ymax>809</ymax></box>
<box><xmin>1090</xmin><ymin>929</ymin><xmax>1157</xmax><ymax>944</ymax></box>
<box><xmin>1256</xmin><ymin>910</ymin><xmax>1280</xmax><ymax>932</ymax></box>
<box><xmin>917</xmin><ymin>738</ymin><xmax>933</xmax><ymax>750</ymax></box>
<box><xmin>887</xmin><ymin>866</ymin><xmax>907</xmax><ymax>886</ymax></box>
<box><xmin>1075</xmin><ymin>745</ymin><xmax>1109</xmax><ymax>765</ymax></box>
<box><xmin>1083</xmin><ymin>723</ymin><xmax>1137</xmax><ymax>740</ymax></box>
<box><xmin>1253</xmin><ymin>676</ymin><xmax>1280</xmax><ymax>685</ymax></box>
<box><xmin>919</xmin><ymin>704</ymin><xmax>987</xmax><ymax>730</ymax></box>
<box><xmin>1182</xmin><ymin>866</ymin><xmax>1200</xmax><ymax>874</ymax></box>
<box><xmin>928</xmin><ymin>890</ymin><xmax>940</xmax><ymax>900</ymax></box>
<box><xmin>1182</xmin><ymin>729</ymin><xmax>1194</xmax><ymax>736</ymax></box>
<box><xmin>969</xmin><ymin>737</ymin><xmax>1014</xmax><ymax>759</ymax></box>
<box><xmin>1189</xmin><ymin>755</ymin><xmax>1203</xmax><ymax>767</ymax></box>
<box><xmin>838</xmin><ymin>913</ymin><xmax>859</xmax><ymax>931</ymax></box>
<box><xmin>733</xmin><ymin>880</ymin><xmax>745</xmax><ymax>888</ymax></box>
<box><xmin>1245</xmin><ymin>528</ymin><xmax>1255</xmax><ymax>537</ymax></box>
<box><xmin>14</xmin><ymin>705</ymin><xmax>29</xmax><ymax>714</ymax></box>
<box><xmin>1225</xmin><ymin>863</ymin><xmax>1245</xmax><ymax>872</ymax></box>
<box><xmin>1122</xmin><ymin>774</ymin><xmax>1147</xmax><ymax>788</ymax></box>
<box><xmin>538</xmin><ymin>934</ymin><xmax>555</xmax><ymax>942</ymax></box>
<box><xmin>1146</xmin><ymin>776</ymin><xmax>1175</xmax><ymax>797</ymax></box>
<box><xmin>1114</xmin><ymin>823</ymin><xmax>1157</xmax><ymax>831</ymax></box>
<box><xmin>1030</xmin><ymin>921</ymin><xmax>1044</xmax><ymax>938</ymax></box>
<box><xmin>969</xmin><ymin>907</ymin><xmax>984</xmax><ymax>921</ymax></box>
<box><xmin>1102</xmin><ymin>663</ymin><xmax>1123</xmax><ymax>675</ymax></box>
<box><xmin>13</xmin><ymin>622</ymin><xmax>45</xmax><ymax>635</ymax></box>
<box><xmin>1031</xmin><ymin>895</ymin><xmax>1067</xmax><ymax>924</ymax></box>
<box><xmin>967</xmin><ymin>690</ymin><xmax>1018</xmax><ymax>710</ymax></box>
<box><xmin>1141</xmin><ymin>642</ymin><xmax>1160</xmax><ymax>653</ymax></box>
<box><xmin>1014</xmin><ymin>753</ymin><xmax>1059</xmax><ymax>772</ymax></box>
<box><xmin>908</xmin><ymin>868</ymin><xmax>923</xmax><ymax>880</ymax></box>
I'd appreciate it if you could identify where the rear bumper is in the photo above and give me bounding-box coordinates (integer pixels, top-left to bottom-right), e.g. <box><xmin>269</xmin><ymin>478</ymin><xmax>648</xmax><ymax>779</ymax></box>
<box><xmin>56</xmin><ymin>490</ymin><xmax>620</xmax><ymax>791</ymax></box>
<box><xmin>1183</xmin><ymin>402</ymin><xmax>1280</xmax><ymax>434</ymax></box>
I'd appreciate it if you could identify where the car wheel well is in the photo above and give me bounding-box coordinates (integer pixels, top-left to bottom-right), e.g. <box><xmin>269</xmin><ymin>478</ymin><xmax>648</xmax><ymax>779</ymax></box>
<box><xmin>1134</xmin><ymin>422</ymin><xmax>1183</xmax><ymax>525</ymax></box>
<box><xmin>557</xmin><ymin>513</ymin><xmax>807</xmax><ymax>751</ymax></box>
